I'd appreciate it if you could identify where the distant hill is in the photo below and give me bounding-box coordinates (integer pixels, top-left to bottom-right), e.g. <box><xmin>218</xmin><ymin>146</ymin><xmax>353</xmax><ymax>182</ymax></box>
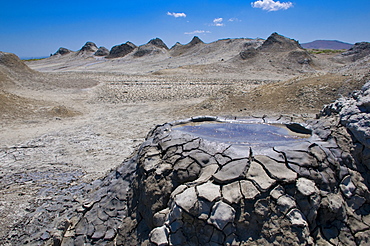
<box><xmin>27</xmin><ymin>33</ymin><xmax>370</xmax><ymax>76</ymax></box>
<box><xmin>301</xmin><ymin>40</ymin><xmax>353</xmax><ymax>50</ymax></box>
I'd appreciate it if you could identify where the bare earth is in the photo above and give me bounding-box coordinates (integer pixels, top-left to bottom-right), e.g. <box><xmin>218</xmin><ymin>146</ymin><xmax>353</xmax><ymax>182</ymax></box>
<box><xmin>0</xmin><ymin>36</ymin><xmax>369</xmax><ymax>243</ymax></box>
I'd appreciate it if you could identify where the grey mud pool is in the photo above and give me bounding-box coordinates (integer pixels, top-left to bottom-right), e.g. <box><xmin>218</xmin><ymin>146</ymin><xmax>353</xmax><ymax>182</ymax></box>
<box><xmin>174</xmin><ymin>121</ymin><xmax>312</xmax><ymax>149</ymax></box>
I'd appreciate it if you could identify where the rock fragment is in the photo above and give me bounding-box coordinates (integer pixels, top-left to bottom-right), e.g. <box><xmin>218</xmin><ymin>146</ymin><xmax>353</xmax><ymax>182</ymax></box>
<box><xmin>286</xmin><ymin>209</ymin><xmax>308</xmax><ymax>227</ymax></box>
<box><xmin>222</xmin><ymin>181</ymin><xmax>242</xmax><ymax>204</ymax></box>
<box><xmin>174</xmin><ymin>187</ymin><xmax>198</xmax><ymax>213</ymax></box>
<box><xmin>340</xmin><ymin>175</ymin><xmax>356</xmax><ymax>198</ymax></box>
<box><xmin>246</xmin><ymin>161</ymin><xmax>275</xmax><ymax>191</ymax></box>
<box><xmin>213</xmin><ymin>159</ymin><xmax>249</xmax><ymax>184</ymax></box>
<box><xmin>296</xmin><ymin>177</ymin><xmax>317</xmax><ymax>196</ymax></box>
<box><xmin>196</xmin><ymin>181</ymin><xmax>221</xmax><ymax>202</ymax></box>
<box><xmin>149</xmin><ymin>225</ymin><xmax>169</xmax><ymax>246</ymax></box>
<box><xmin>254</xmin><ymin>155</ymin><xmax>297</xmax><ymax>182</ymax></box>
<box><xmin>240</xmin><ymin>180</ymin><xmax>260</xmax><ymax>200</ymax></box>
<box><xmin>208</xmin><ymin>201</ymin><xmax>236</xmax><ymax>230</ymax></box>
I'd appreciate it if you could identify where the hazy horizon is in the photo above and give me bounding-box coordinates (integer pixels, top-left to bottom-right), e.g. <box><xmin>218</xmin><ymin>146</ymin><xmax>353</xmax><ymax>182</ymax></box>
<box><xmin>1</xmin><ymin>0</ymin><xmax>369</xmax><ymax>58</ymax></box>
<box><xmin>18</xmin><ymin>36</ymin><xmax>356</xmax><ymax>60</ymax></box>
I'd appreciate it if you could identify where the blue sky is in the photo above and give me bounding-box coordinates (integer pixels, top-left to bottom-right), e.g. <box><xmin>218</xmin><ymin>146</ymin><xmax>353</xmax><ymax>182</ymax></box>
<box><xmin>1</xmin><ymin>0</ymin><xmax>369</xmax><ymax>58</ymax></box>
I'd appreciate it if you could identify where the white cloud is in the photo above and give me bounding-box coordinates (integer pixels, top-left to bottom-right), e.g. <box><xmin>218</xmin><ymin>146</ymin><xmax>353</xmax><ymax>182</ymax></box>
<box><xmin>213</xmin><ymin>18</ymin><xmax>225</xmax><ymax>27</ymax></box>
<box><xmin>184</xmin><ymin>30</ymin><xmax>211</xmax><ymax>35</ymax></box>
<box><xmin>228</xmin><ymin>18</ymin><xmax>241</xmax><ymax>22</ymax></box>
<box><xmin>214</xmin><ymin>18</ymin><xmax>223</xmax><ymax>23</ymax></box>
<box><xmin>251</xmin><ymin>0</ymin><xmax>293</xmax><ymax>11</ymax></box>
<box><xmin>167</xmin><ymin>12</ymin><xmax>187</xmax><ymax>18</ymax></box>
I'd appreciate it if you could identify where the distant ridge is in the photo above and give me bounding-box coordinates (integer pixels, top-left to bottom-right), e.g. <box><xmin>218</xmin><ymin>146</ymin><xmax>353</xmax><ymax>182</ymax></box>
<box><xmin>94</xmin><ymin>46</ymin><xmax>109</xmax><ymax>56</ymax></box>
<box><xmin>332</xmin><ymin>42</ymin><xmax>370</xmax><ymax>62</ymax></box>
<box><xmin>238</xmin><ymin>33</ymin><xmax>313</xmax><ymax>69</ymax></box>
<box><xmin>27</xmin><ymin>33</ymin><xmax>370</xmax><ymax>75</ymax></box>
<box><xmin>78</xmin><ymin>42</ymin><xmax>98</xmax><ymax>53</ymax></box>
<box><xmin>258</xmin><ymin>32</ymin><xmax>302</xmax><ymax>52</ymax></box>
<box><xmin>107</xmin><ymin>42</ymin><xmax>137</xmax><ymax>58</ymax></box>
<box><xmin>0</xmin><ymin>51</ymin><xmax>35</xmax><ymax>74</ymax></box>
<box><xmin>169</xmin><ymin>36</ymin><xmax>205</xmax><ymax>57</ymax></box>
<box><xmin>53</xmin><ymin>47</ymin><xmax>72</xmax><ymax>56</ymax></box>
<box><xmin>301</xmin><ymin>40</ymin><xmax>353</xmax><ymax>50</ymax></box>
<box><xmin>188</xmin><ymin>36</ymin><xmax>204</xmax><ymax>46</ymax></box>
<box><xmin>148</xmin><ymin>38</ymin><xmax>169</xmax><ymax>50</ymax></box>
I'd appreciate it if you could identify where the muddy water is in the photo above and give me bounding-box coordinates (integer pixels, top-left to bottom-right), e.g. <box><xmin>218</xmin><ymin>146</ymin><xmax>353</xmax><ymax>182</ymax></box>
<box><xmin>174</xmin><ymin>122</ymin><xmax>311</xmax><ymax>149</ymax></box>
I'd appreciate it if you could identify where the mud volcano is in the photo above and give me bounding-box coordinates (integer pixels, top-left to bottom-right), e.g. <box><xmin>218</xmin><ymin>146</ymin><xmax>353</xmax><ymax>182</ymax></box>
<box><xmin>14</xmin><ymin>82</ymin><xmax>370</xmax><ymax>245</ymax></box>
<box><xmin>120</xmin><ymin>110</ymin><xmax>370</xmax><ymax>245</ymax></box>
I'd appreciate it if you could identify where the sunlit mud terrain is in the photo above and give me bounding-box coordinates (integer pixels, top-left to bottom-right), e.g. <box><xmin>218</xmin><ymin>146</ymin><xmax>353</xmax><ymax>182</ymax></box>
<box><xmin>1</xmin><ymin>33</ymin><xmax>369</xmax><ymax>245</ymax></box>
